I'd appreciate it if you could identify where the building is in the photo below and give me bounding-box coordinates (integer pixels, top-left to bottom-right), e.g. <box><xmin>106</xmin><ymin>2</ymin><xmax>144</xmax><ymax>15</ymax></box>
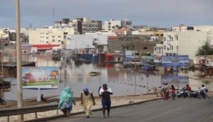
<box><xmin>121</xmin><ymin>19</ymin><xmax>133</xmax><ymax>29</ymax></box>
<box><xmin>104</xmin><ymin>19</ymin><xmax>133</xmax><ymax>31</ymax></box>
<box><xmin>113</xmin><ymin>27</ymin><xmax>132</xmax><ymax>36</ymax></box>
<box><xmin>172</xmin><ymin>24</ymin><xmax>213</xmax><ymax>32</ymax></box>
<box><xmin>0</xmin><ymin>29</ymin><xmax>9</xmax><ymax>47</ymax></box>
<box><xmin>54</xmin><ymin>18</ymin><xmax>102</xmax><ymax>34</ymax></box>
<box><xmin>154</xmin><ymin>30</ymin><xmax>213</xmax><ymax>59</ymax></box>
<box><xmin>29</xmin><ymin>27</ymin><xmax>75</xmax><ymax>50</ymax></box>
<box><xmin>66</xmin><ymin>34</ymin><xmax>108</xmax><ymax>54</ymax></box>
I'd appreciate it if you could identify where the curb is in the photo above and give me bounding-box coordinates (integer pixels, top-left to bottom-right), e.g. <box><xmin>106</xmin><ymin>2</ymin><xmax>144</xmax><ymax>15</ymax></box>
<box><xmin>24</xmin><ymin>97</ymin><xmax>162</xmax><ymax>122</ymax></box>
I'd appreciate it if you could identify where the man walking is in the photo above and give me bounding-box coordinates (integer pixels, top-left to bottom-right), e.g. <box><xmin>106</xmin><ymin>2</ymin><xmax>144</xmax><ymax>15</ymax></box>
<box><xmin>99</xmin><ymin>84</ymin><xmax>113</xmax><ymax>118</ymax></box>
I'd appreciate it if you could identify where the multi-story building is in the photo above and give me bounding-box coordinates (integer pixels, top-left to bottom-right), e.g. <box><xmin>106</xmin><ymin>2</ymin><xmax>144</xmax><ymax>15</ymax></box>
<box><xmin>121</xmin><ymin>19</ymin><xmax>133</xmax><ymax>29</ymax></box>
<box><xmin>29</xmin><ymin>27</ymin><xmax>75</xmax><ymax>50</ymax></box>
<box><xmin>54</xmin><ymin>18</ymin><xmax>102</xmax><ymax>34</ymax></box>
<box><xmin>154</xmin><ymin>30</ymin><xmax>213</xmax><ymax>59</ymax></box>
<box><xmin>104</xmin><ymin>19</ymin><xmax>133</xmax><ymax>31</ymax></box>
<box><xmin>172</xmin><ymin>24</ymin><xmax>213</xmax><ymax>32</ymax></box>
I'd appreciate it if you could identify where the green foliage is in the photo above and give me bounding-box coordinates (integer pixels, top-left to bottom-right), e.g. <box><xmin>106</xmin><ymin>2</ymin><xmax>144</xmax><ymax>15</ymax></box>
<box><xmin>196</xmin><ymin>41</ymin><xmax>213</xmax><ymax>56</ymax></box>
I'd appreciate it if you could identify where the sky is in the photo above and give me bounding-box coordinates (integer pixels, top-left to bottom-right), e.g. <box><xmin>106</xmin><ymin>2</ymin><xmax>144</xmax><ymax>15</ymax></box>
<box><xmin>0</xmin><ymin>0</ymin><xmax>213</xmax><ymax>29</ymax></box>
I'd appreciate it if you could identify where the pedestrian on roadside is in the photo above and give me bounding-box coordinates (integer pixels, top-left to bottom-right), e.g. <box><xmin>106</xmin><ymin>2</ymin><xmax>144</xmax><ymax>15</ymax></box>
<box><xmin>81</xmin><ymin>88</ymin><xmax>96</xmax><ymax>118</ymax></box>
<box><xmin>164</xmin><ymin>83</ymin><xmax>170</xmax><ymax>100</ymax></box>
<box><xmin>171</xmin><ymin>85</ymin><xmax>176</xmax><ymax>100</ymax></box>
<box><xmin>99</xmin><ymin>84</ymin><xmax>113</xmax><ymax>118</ymax></box>
<box><xmin>58</xmin><ymin>86</ymin><xmax>76</xmax><ymax>117</ymax></box>
<box><xmin>198</xmin><ymin>84</ymin><xmax>210</xmax><ymax>99</ymax></box>
<box><xmin>41</xmin><ymin>94</ymin><xmax>47</xmax><ymax>102</ymax></box>
<box><xmin>161</xmin><ymin>82</ymin><xmax>166</xmax><ymax>98</ymax></box>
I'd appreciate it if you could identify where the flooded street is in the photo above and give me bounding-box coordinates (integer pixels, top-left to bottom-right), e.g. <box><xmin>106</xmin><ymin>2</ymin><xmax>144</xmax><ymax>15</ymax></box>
<box><xmin>2</xmin><ymin>54</ymin><xmax>213</xmax><ymax>101</ymax></box>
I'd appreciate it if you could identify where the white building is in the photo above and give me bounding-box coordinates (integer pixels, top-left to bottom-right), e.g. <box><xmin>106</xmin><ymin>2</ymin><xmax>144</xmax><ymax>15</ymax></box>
<box><xmin>154</xmin><ymin>30</ymin><xmax>213</xmax><ymax>59</ymax></box>
<box><xmin>172</xmin><ymin>25</ymin><xmax>213</xmax><ymax>32</ymax></box>
<box><xmin>104</xmin><ymin>19</ymin><xmax>133</xmax><ymax>31</ymax></box>
<box><xmin>66</xmin><ymin>34</ymin><xmax>108</xmax><ymax>53</ymax></box>
<box><xmin>194</xmin><ymin>25</ymin><xmax>213</xmax><ymax>31</ymax></box>
<box><xmin>172</xmin><ymin>24</ymin><xmax>188</xmax><ymax>31</ymax></box>
<box><xmin>85</xmin><ymin>31</ymin><xmax>116</xmax><ymax>36</ymax></box>
<box><xmin>104</xmin><ymin>19</ymin><xmax>121</xmax><ymax>31</ymax></box>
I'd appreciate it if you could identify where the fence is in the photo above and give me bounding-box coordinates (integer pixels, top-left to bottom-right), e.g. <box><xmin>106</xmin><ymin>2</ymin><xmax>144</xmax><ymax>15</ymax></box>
<box><xmin>0</xmin><ymin>103</ymin><xmax>58</xmax><ymax>122</ymax></box>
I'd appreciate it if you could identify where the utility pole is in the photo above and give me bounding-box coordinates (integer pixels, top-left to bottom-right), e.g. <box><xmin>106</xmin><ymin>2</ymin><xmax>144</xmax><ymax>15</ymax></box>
<box><xmin>16</xmin><ymin>0</ymin><xmax>23</xmax><ymax>121</ymax></box>
<box><xmin>64</xmin><ymin>54</ymin><xmax>67</xmax><ymax>87</ymax></box>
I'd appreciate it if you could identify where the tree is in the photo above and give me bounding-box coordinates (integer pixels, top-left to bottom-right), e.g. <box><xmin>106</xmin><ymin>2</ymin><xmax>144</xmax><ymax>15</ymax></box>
<box><xmin>196</xmin><ymin>40</ymin><xmax>213</xmax><ymax>56</ymax></box>
<box><xmin>50</xmin><ymin>70</ymin><xmax>58</xmax><ymax>79</ymax></box>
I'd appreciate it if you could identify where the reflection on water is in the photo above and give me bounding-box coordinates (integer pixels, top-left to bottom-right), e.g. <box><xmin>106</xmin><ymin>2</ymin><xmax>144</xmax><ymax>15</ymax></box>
<box><xmin>2</xmin><ymin>54</ymin><xmax>213</xmax><ymax>100</ymax></box>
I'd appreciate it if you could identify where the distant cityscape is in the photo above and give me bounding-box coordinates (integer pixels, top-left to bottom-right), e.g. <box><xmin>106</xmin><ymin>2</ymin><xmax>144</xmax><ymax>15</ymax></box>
<box><xmin>0</xmin><ymin>17</ymin><xmax>213</xmax><ymax>66</ymax></box>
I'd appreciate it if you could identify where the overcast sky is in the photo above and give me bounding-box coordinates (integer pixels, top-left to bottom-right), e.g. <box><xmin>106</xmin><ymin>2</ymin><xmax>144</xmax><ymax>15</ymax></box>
<box><xmin>0</xmin><ymin>0</ymin><xmax>213</xmax><ymax>29</ymax></box>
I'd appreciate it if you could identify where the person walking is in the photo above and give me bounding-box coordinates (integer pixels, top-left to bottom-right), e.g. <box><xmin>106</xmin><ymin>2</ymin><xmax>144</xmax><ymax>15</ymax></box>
<box><xmin>161</xmin><ymin>82</ymin><xmax>166</xmax><ymax>98</ymax></box>
<box><xmin>164</xmin><ymin>83</ymin><xmax>170</xmax><ymax>100</ymax></box>
<box><xmin>198</xmin><ymin>84</ymin><xmax>210</xmax><ymax>99</ymax></box>
<box><xmin>99</xmin><ymin>84</ymin><xmax>113</xmax><ymax>118</ymax></box>
<box><xmin>41</xmin><ymin>94</ymin><xmax>47</xmax><ymax>102</ymax></box>
<box><xmin>171</xmin><ymin>85</ymin><xmax>176</xmax><ymax>100</ymax></box>
<box><xmin>58</xmin><ymin>86</ymin><xmax>76</xmax><ymax>117</ymax></box>
<box><xmin>81</xmin><ymin>88</ymin><xmax>96</xmax><ymax>118</ymax></box>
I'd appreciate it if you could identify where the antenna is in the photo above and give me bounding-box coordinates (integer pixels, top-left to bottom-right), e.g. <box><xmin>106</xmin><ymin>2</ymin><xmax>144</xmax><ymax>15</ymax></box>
<box><xmin>53</xmin><ymin>8</ymin><xmax>55</xmax><ymax>26</ymax></box>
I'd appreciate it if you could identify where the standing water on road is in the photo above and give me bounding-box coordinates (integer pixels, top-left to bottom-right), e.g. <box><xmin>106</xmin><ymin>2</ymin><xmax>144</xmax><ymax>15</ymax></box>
<box><xmin>2</xmin><ymin>54</ymin><xmax>213</xmax><ymax>101</ymax></box>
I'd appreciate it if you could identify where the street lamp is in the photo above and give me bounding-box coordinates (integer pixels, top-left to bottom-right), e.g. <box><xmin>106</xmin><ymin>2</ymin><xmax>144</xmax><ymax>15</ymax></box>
<box><xmin>16</xmin><ymin>0</ymin><xmax>23</xmax><ymax>121</ymax></box>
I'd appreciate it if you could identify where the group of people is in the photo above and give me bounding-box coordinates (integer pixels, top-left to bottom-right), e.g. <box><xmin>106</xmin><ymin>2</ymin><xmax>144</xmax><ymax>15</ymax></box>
<box><xmin>158</xmin><ymin>83</ymin><xmax>210</xmax><ymax>100</ymax></box>
<box><xmin>57</xmin><ymin>83</ymin><xmax>113</xmax><ymax>118</ymax></box>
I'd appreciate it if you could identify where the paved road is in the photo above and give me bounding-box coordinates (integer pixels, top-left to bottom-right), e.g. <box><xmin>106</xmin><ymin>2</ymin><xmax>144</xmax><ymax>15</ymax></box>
<box><xmin>49</xmin><ymin>98</ymin><xmax>213</xmax><ymax>122</ymax></box>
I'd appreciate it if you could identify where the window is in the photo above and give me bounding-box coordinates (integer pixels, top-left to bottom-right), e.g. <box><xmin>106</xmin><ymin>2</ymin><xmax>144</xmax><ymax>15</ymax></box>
<box><xmin>175</xmin><ymin>35</ymin><xmax>178</xmax><ymax>40</ymax></box>
<box><xmin>164</xmin><ymin>37</ymin><xmax>166</xmax><ymax>41</ymax></box>
<box><xmin>52</xmin><ymin>39</ymin><xmax>55</xmax><ymax>42</ymax></box>
<box><xmin>58</xmin><ymin>40</ymin><xmax>61</xmax><ymax>42</ymax></box>
<box><xmin>143</xmin><ymin>47</ymin><xmax>148</xmax><ymax>49</ymax></box>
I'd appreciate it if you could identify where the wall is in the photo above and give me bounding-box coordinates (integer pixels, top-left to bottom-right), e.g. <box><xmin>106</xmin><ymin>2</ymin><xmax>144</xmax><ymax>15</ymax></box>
<box><xmin>66</xmin><ymin>34</ymin><xmax>108</xmax><ymax>50</ymax></box>
<box><xmin>177</xmin><ymin>31</ymin><xmax>213</xmax><ymax>59</ymax></box>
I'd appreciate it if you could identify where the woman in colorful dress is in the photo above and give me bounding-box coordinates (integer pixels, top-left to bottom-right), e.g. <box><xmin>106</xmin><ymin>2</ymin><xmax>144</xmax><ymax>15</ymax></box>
<box><xmin>58</xmin><ymin>86</ymin><xmax>76</xmax><ymax>117</ymax></box>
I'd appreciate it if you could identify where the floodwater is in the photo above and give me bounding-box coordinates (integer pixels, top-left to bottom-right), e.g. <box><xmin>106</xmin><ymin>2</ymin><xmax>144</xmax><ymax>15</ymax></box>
<box><xmin>2</xmin><ymin>54</ymin><xmax>213</xmax><ymax>101</ymax></box>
